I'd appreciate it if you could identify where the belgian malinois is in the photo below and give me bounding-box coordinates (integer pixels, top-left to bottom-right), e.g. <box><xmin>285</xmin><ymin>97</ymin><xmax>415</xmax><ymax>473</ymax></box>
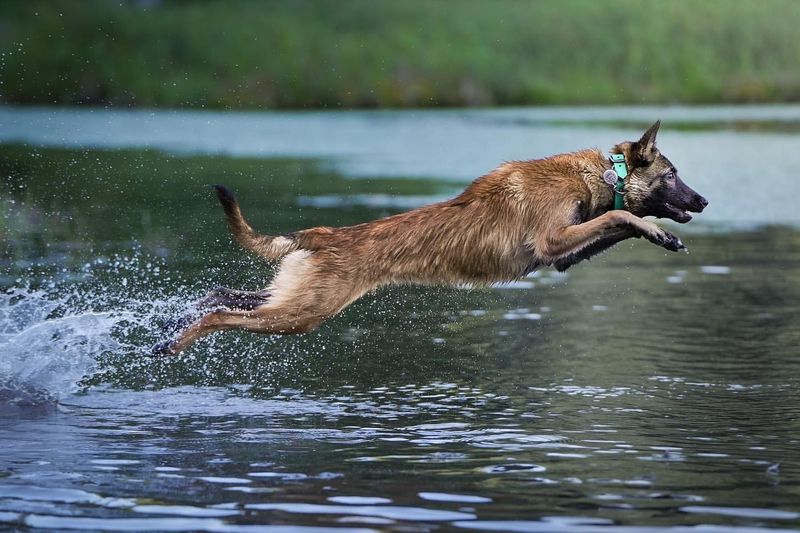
<box><xmin>154</xmin><ymin>121</ymin><xmax>707</xmax><ymax>355</ymax></box>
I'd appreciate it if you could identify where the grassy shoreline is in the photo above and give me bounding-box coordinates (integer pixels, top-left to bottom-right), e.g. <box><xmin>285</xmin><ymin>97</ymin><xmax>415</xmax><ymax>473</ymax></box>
<box><xmin>2</xmin><ymin>0</ymin><xmax>800</xmax><ymax>109</ymax></box>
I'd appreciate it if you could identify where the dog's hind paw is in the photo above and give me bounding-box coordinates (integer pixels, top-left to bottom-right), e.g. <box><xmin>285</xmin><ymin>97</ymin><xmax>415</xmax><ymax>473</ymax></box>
<box><xmin>160</xmin><ymin>313</ymin><xmax>198</xmax><ymax>334</ymax></box>
<box><xmin>150</xmin><ymin>340</ymin><xmax>177</xmax><ymax>357</ymax></box>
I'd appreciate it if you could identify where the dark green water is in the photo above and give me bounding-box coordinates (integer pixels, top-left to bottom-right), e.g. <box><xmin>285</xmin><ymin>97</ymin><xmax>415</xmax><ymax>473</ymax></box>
<box><xmin>1</xmin><ymin>109</ymin><xmax>800</xmax><ymax>532</ymax></box>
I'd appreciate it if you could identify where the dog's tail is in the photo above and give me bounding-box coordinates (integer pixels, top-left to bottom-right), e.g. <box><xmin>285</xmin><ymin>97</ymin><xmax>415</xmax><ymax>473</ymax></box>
<box><xmin>213</xmin><ymin>185</ymin><xmax>299</xmax><ymax>261</ymax></box>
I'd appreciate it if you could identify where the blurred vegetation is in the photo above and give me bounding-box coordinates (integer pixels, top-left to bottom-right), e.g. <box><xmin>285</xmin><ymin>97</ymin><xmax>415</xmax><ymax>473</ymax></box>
<box><xmin>1</xmin><ymin>0</ymin><xmax>800</xmax><ymax>108</ymax></box>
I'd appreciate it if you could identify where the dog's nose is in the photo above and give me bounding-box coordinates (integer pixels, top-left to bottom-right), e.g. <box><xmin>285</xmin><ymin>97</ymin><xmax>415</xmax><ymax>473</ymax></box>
<box><xmin>697</xmin><ymin>195</ymin><xmax>709</xmax><ymax>208</ymax></box>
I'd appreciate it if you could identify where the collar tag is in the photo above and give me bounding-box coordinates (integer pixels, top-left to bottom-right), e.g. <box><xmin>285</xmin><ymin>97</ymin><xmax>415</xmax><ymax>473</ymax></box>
<box><xmin>609</xmin><ymin>154</ymin><xmax>628</xmax><ymax>210</ymax></box>
<box><xmin>602</xmin><ymin>169</ymin><xmax>619</xmax><ymax>186</ymax></box>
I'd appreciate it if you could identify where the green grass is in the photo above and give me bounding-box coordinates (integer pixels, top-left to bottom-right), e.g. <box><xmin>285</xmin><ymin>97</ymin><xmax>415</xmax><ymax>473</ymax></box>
<box><xmin>2</xmin><ymin>0</ymin><xmax>800</xmax><ymax>108</ymax></box>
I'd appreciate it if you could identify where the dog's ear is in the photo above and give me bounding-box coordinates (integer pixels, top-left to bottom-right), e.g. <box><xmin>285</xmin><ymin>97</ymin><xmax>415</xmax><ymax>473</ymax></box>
<box><xmin>631</xmin><ymin>120</ymin><xmax>661</xmax><ymax>166</ymax></box>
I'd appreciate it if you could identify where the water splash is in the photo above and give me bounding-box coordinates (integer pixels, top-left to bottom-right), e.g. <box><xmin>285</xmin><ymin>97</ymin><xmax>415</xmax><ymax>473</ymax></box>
<box><xmin>0</xmin><ymin>251</ymin><xmax>196</xmax><ymax>401</ymax></box>
<box><xmin>0</xmin><ymin>289</ymin><xmax>106</xmax><ymax>402</ymax></box>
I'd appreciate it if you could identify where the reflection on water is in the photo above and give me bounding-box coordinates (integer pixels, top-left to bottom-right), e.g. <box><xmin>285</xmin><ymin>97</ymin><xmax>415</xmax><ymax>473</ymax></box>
<box><xmin>1</xmin><ymin>368</ymin><xmax>799</xmax><ymax>530</ymax></box>
<box><xmin>2</xmin><ymin>114</ymin><xmax>800</xmax><ymax>531</ymax></box>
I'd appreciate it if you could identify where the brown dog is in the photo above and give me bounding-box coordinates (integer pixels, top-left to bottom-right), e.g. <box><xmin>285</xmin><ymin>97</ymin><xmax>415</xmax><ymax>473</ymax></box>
<box><xmin>154</xmin><ymin>121</ymin><xmax>707</xmax><ymax>354</ymax></box>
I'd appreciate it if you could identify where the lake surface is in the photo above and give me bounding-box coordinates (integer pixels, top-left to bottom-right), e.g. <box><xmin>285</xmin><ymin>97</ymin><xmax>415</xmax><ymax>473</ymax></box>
<box><xmin>1</xmin><ymin>106</ymin><xmax>799</xmax><ymax>532</ymax></box>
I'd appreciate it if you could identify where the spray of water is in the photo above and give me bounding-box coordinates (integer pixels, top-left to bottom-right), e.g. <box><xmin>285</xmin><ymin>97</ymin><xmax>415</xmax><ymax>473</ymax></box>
<box><xmin>0</xmin><ymin>250</ymin><xmax>240</xmax><ymax>403</ymax></box>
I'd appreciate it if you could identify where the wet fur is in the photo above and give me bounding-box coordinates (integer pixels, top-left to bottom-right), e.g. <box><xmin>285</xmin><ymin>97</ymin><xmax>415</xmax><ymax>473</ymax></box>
<box><xmin>155</xmin><ymin>121</ymin><xmax>707</xmax><ymax>355</ymax></box>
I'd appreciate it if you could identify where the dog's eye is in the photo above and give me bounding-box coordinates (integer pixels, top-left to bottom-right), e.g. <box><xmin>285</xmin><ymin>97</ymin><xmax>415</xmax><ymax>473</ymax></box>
<box><xmin>665</xmin><ymin>172</ymin><xmax>675</xmax><ymax>181</ymax></box>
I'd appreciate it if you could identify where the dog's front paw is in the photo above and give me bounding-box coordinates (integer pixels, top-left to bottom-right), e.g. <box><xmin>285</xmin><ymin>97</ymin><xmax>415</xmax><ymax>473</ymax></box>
<box><xmin>642</xmin><ymin>225</ymin><xmax>686</xmax><ymax>252</ymax></box>
<box><xmin>150</xmin><ymin>340</ymin><xmax>177</xmax><ymax>357</ymax></box>
<box><xmin>660</xmin><ymin>230</ymin><xmax>687</xmax><ymax>252</ymax></box>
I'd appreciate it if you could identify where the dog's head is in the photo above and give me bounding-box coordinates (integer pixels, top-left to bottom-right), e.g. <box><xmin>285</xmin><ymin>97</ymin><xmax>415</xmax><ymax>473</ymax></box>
<box><xmin>614</xmin><ymin>121</ymin><xmax>708</xmax><ymax>223</ymax></box>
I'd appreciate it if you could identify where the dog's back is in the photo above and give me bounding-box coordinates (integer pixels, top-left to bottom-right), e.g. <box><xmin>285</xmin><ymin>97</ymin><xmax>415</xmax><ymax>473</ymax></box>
<box><xmin>238</xmin><ymin>149</ymin><xmax>605</xmax><ymax>285</ymax></box>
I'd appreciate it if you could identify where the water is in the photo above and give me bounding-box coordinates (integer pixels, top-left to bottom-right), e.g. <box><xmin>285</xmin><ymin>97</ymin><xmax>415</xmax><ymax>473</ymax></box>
<box><xmin>1</xmin><ymin>106</ymin><xmax>800</xmax><ymax>531</ymax></box>
<box><xmin>3</xmin><ymin>104</ymin><xmax>800</xmax><ymax>226</ymax></box>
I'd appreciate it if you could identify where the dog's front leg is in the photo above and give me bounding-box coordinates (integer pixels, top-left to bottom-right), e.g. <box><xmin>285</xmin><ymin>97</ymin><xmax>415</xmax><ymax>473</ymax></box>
<box><xmin>543</xmin><ymin>210</ymin><xmax>685</xmax><ymax>263</ymax></box>
<box><xmin>619</xmin><ymin>212</ymin><xmax>686</xmax><ymax>252</ymax></box>
<box><xmin>552</xmin><ymin>226</ymin><xmax>637</xmax><ymax>271</ymax></box>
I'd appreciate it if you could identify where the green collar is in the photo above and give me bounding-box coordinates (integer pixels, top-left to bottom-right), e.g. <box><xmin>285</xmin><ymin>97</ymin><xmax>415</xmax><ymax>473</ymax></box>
<box><xmin>608</xmin><ymin>153</ymin><xmax>628</xmax><ymax>210</ymax></box>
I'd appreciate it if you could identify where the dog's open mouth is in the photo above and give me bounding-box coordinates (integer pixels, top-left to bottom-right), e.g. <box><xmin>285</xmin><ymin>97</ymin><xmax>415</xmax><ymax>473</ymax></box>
<box><xmin>665</xmin><ymin>203</ymin><xmax>693</xmax><ymax>223</ymax></box>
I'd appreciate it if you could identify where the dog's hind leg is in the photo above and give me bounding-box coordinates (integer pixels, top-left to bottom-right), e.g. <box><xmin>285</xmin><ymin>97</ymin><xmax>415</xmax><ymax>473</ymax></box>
<box><xmin>159</xmin><ymin>287</ymin><xmax>270</xmax><ymax>338</ymax></box>
<box><xmin>196</xmin><ymin>287</ymin><xmax>272</xmax><ymax>311</ymax></box>
<box><xmin>152</xmin><ymin>305</ymin><xmax>330</xmax><ymax>355</ymax></box>
<box><xmin>152</xmin><ymin>249</ymin><xmax>370</xmax><ymax>355</ymax></box>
